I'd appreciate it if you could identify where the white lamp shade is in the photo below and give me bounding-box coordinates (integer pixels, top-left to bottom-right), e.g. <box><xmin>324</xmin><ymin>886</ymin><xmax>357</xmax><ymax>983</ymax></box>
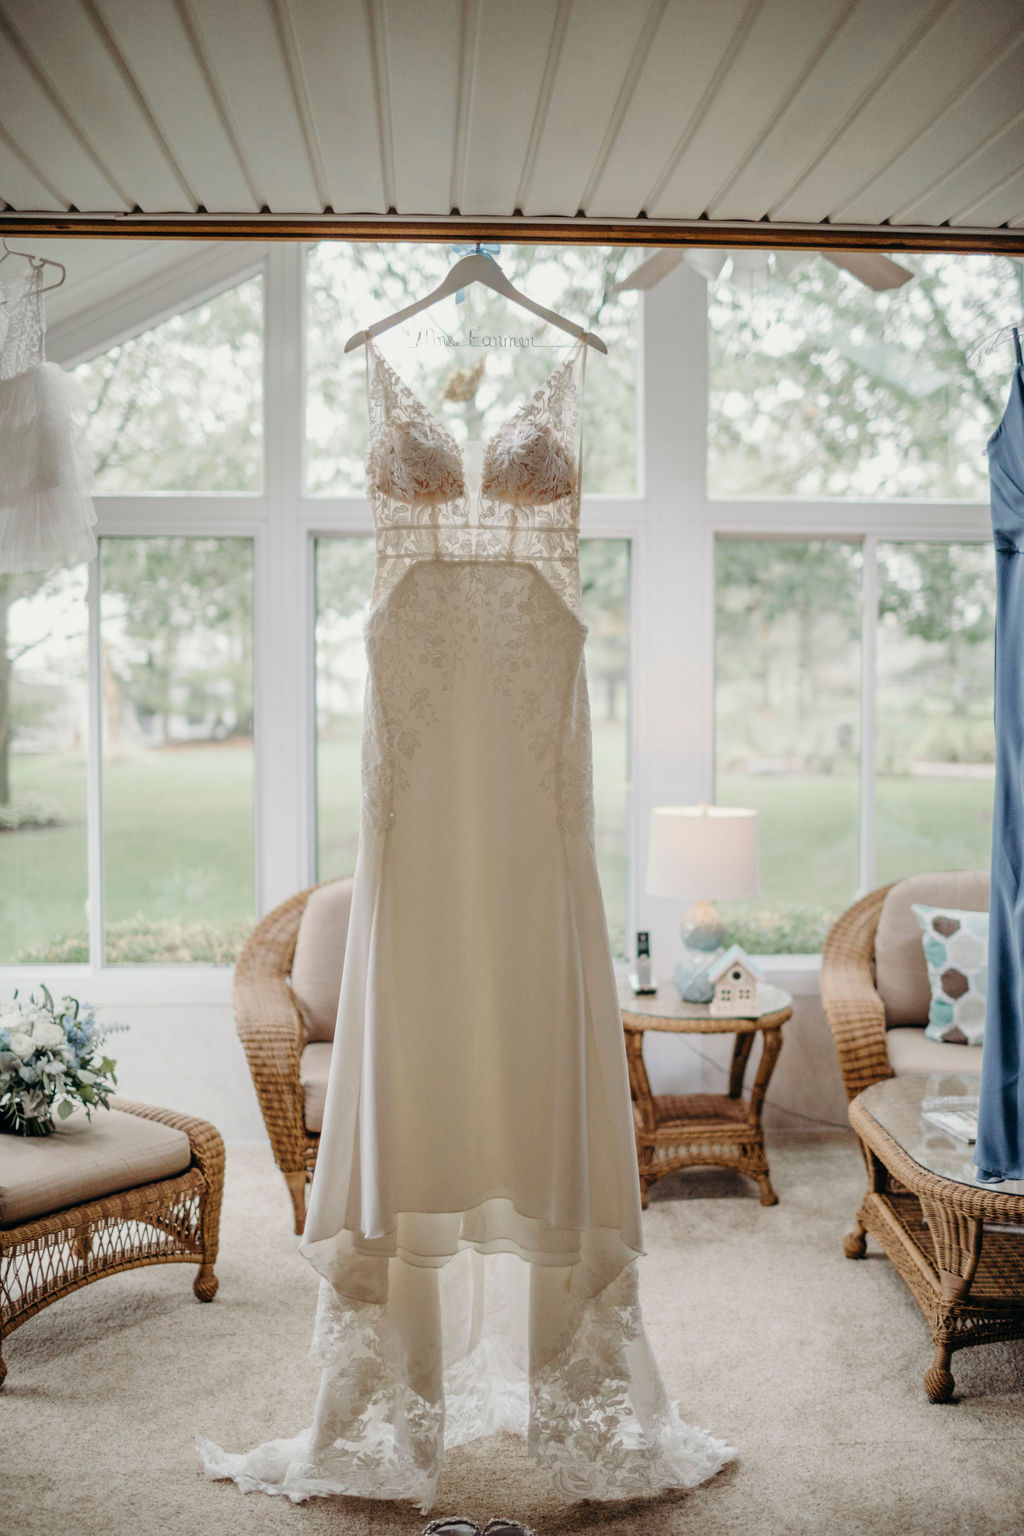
<box><xmin>646</xmin><ymin>806</ymin><xmax>758</xmax><ymax>901</ymax></box>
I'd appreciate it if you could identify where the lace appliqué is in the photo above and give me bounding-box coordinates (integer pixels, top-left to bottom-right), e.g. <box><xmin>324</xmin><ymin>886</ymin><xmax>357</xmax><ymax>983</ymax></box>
<box><xmin>199</xmin><ymin>1260</ymin><xmax>734</xmax><ymax>1514</ymax></box>
<box><xmin>0</xmin><ymin>268</ymin><xmax>45</xmax><ymax>381</ymax></box>
<box><xmin>360</xmin><ymin>560</ymin><xmax>594</xmax><ymax>843</ymax></box>
<box><xmin>529</xmin><ymin>1264</ymin><xmax>735</xmax><ymax>1501</ymax></box>
<box><xmin>364</xmin><ymin>338</ymin><xmax>583</xmax><ymax>618</ymax></box>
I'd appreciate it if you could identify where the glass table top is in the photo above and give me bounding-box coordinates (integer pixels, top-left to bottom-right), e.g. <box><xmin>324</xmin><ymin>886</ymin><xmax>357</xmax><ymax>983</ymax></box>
<box><xmin>615</xmin><ymin>973</ymin><xmax>792</xmax><ymax>1023</ymax></box>
<box><xmin>859</xmin><ymin>1073</ymin><xmax>1024</xmax><ymax>1198</ymax></box>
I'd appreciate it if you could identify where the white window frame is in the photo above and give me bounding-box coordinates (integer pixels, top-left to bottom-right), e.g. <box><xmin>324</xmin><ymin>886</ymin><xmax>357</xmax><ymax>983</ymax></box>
<box><xmin>1</xmin><ymin>245</ymin><xmax>992</xmax><ymax>1007</ymax></box>
<box><xmin>679</xmin><ymin>264</ymin><xmax>990</xmax><ymax>994</ymax></box>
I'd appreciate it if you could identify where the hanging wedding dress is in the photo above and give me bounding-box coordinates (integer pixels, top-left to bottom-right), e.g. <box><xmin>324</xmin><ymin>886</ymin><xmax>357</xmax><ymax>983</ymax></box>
<box><xmin>0</xmin><ymin>263</ymin><xmax>96</xmax><ymax>573</ymax></box>
<box><xmin>200</xmin><ymin>333</ymin><xmax>734</xmax><ymax>1511</ymax></box>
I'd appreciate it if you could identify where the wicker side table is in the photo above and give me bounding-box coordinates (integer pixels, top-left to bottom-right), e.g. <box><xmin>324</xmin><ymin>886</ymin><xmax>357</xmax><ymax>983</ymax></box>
<box><xmin>619</xmin><ymin>977</ymin><xmax>792</xmax><ymax>1207</ymax></box>
<box><xmin>0</xmin><ymin>1097</ymin><xmax>224</xmax><ymax>1387</ymax></box>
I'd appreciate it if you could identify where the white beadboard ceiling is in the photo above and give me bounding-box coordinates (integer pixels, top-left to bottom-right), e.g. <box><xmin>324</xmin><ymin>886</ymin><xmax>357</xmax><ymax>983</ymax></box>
<box><xmin>0</xmin><ymin>0</ymin><xmax>1022</xmax><ymax>246</ymax></box>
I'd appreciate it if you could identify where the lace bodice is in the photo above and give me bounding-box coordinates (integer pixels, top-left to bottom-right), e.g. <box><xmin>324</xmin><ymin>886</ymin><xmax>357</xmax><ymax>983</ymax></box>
<box><xmin>0</xmin><ymin>266</ymin><xmax>45</xmax><ymax>381</ymax></box>
<box><xmin>365</xmin><ymin>336</ymin><xmax>585</xmax><ymax>613</ymax></box>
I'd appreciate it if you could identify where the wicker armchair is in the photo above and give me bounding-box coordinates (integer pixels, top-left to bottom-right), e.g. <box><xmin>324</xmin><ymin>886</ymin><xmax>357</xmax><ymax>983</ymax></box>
<box><xmin>234</xmin><ymin>878</ymin><xmax>352</xmax><ymax>1233</ymax></box>
<box><xmin>820</xmin><ymin>871</ymin><xmax>988</xmax><ymax>1104</ymax></box>
<box><xmin>820</xmin><ymin>885</ymin><xmax>896</xmax><ymax>1103</ymax></box>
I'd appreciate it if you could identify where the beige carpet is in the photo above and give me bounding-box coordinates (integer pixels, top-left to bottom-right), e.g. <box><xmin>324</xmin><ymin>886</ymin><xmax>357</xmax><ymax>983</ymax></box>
<box><xmin>4</xmin><ymin>1133</ymin><xmax>1024</xmax><ymax>1536</ymax></box>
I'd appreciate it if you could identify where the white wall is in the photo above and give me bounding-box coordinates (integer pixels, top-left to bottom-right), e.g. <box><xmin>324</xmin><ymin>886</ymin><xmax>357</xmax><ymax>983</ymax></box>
<box><xmin>108</xmin><ymin>1002</ymin><xmax>266</xmax><ymax>1143</ymax></box>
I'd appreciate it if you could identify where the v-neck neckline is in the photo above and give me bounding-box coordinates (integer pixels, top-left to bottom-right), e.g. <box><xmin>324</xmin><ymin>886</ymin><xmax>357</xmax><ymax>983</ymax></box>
<box><xmin>364</xmin><ymin>332</ymin><xmax>584</xmax><ymax>470</ymax></box>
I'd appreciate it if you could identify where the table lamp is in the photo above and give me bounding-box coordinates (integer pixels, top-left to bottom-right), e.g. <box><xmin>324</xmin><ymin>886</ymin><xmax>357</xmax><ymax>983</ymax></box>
<box><xmin>647</xmin><ymin>804</ymin><xmax>759</xmax><ymax>1003</ymax></box>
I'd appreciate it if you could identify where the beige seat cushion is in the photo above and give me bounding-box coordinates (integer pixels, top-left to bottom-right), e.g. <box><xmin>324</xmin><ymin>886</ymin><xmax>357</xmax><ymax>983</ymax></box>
<box><xmin>289</xmin><ymin>877</ymin><xmax>354</xmax><ymax>1043</ymax></box>
<box><xmin>875</xmin><ymin>870</ymin><xmax>989</xmax><ymax>1026</ymax></box>
<box><xmin>885</xmin><ymin>1027</ymin><xmax>984</xmax><ymax>1079</ymax></box>
<box><xmin>300</xmin><ymin>1042</ymin><xmax>332</xmax><ymax>1133</ymax></box>
<box><xmin>0</xmin><ymin>1107</ymin><xmax>192</xmax><ymax>1229</ymax></box>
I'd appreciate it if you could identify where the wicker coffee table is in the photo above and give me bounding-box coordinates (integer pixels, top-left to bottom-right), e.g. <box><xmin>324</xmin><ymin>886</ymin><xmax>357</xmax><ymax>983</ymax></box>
<box><xmin>847</xmin><ymin>1073</ymin><xmax>1024</xmax><ymax>1402</ymax></box>
<box><xmin>618</xmin><ymin>977</ymin><xmax>792</xmax><ymax>1207</ymax></box>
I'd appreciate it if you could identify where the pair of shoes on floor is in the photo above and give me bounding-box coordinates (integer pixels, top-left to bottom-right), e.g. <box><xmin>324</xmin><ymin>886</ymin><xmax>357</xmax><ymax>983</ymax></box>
<box><xmin>422</xmin><ymin>1519</ymin><xmax>535</xmax><ymax>1536</ymax></box>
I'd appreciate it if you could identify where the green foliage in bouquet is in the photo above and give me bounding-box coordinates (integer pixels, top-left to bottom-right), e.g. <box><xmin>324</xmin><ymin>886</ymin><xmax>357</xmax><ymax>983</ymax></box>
<box><xmin>0</xmin><ymin>985</ymin><xmax>123</xmax><ymax>1136</ymax></box>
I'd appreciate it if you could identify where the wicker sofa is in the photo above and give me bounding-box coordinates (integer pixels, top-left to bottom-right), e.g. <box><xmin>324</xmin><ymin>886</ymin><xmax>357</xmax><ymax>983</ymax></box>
<box><xmin>820</xmin><ymin>869</ymin><xmax>987</xmax><ymax>1103</ymax></box>
<box><xmin>234</xmin><ymin>877</ymin><xmax>353</xmax><ymax>1232</ymax></box>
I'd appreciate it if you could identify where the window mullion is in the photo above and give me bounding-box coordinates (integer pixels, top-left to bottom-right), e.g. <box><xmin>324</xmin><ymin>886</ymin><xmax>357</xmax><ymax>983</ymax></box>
<box><xmin>637</xmin><ymin>264</ymin><xmax>710</xmax><ymax>974</ymax></box>
<box><xmin>859</xmin><ymin>535</ymin><xmax>879</xmax><ymax>896</ymax></box>
<box><xmin>86</xmin><ymin>553</ymin><xmax>104</xmax><ymax>969</ymax></box>
<box><xmin>255</xmin><ymin>244</ymin><xmax>312</xmax><ymax>914</ymax></box>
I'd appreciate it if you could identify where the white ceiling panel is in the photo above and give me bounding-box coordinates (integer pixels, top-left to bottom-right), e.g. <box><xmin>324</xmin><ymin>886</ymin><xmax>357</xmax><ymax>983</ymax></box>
<box><xmin>1</xmin><ymin>0</ymin><xmax>191</xmax><ymax>212</ymax></box>
<box><xmin>93</xmin><ymin>0</ymin><xmax>258</xmax><ymax>213</ymax></box>
<box><xmin>898</xmin><ymin>111</ymin><xmax>1024</xmax><ymax>228</ymax></box>
<box><xmin>0</xmin><ymin>21</ymin><xmax>127</xmax><ymax>211</ymax></box>
<box><xmin>584</xmin><ymin>0</ymin><xmax>750</xmax><ymax>219</ymax></box>
<box><xmin>951</xmin><ymin>166</ymin><xmax>1024</xmax><ymax>231</ymax></box>
<box><xmin>278</xmin><ymin>0</ymin><xmax>387</xmax><ymax>214</ymax></box>
<box><xmin>647</xmin><ymin>0</ymin><xmax>853</xmax><ymax>219</ymax></box>
<box><xmin>181</xmin><ymin>0</ymin><xmax>322</xmax><ymax>212</ymax></box>
<box><xmin>520</xmin><ymin>0</ymin><xmax>654</xmax><ymax>218</ymax></box>
<box><xmin>842</xmin><ymin>34</ymin><xmax>1024</xmax><ymax>226</ymax></box>
<box><xmin>380</xmin><ymin>0</ymin><xmax>463</xmax><ymax>215</ymax></box>
<box><xmin>0</xmin><ymin>0</ymin><xmax>1020</xmax><ymax>246</ymax></box>
<box><xmin>775</xmin><ymin>0</ymin><xmax>1023</xmax><ymax>223</ymax></box>
<box><xmin>458</xmin><ymin>1</ymin><xmax>558</xmax><ymax>217</ymax></box>
<box><xmin>0</xmin><ymin>126</ymin><xmax>65</xmax><ymax>211</ymax></box>
<box><xmin>708</xmin><ymin>0</ymin><xmax>937</xmax><ymax>222</ymax></box>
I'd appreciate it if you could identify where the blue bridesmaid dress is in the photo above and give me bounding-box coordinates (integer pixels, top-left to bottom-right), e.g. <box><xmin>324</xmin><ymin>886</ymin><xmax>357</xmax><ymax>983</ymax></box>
<box><xmin>976</xmin><ymin>328</ymin><xmax>1024</xmax><ymax>1182</ymax></box>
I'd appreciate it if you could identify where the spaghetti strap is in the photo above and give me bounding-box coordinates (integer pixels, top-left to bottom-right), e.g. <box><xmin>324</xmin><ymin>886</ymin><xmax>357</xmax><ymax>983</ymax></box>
<box><xmin>1014</xmin><ymin>326</ymin><xmax>1022</xmax><ymax>367</ymax></box>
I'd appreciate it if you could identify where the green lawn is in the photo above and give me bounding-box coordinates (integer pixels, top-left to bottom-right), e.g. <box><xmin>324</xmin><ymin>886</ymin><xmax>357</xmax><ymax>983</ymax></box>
<box><xmin>6</xmin><ymin>743</ymin><xmax>253</xmax><ymax>963</ymax></box>
<box><xmin>717</xmin><ymin>770</ymin><xmax>993</xmax><ymax>951</ymax></box>
<box><xmin>7</xmin><ymin>743</ymin><xmax>992</xmax><ymax>964</ymax></box>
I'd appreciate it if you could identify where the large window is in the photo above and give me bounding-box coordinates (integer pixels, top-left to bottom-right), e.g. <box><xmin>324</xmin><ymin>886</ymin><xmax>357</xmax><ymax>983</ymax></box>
<box><xmin>876</xmin><ymin>542</ymin><xmax>995</xmax><ymax>886</ymax></box>
<box><xmin>715</xmin><ymin>536</ymin><xmax>996</xmax><ymax>953</ymax></box>
<box><xmin>708</xmin><ymin>254</ymin><xmax>1019</xmax><ymax>500</ymax></box>
<box><xmin>6</xmin><ymin>240</ymin><xmax>1012</xmax><ymax>990</ymax></box>
<box><xmin>99</xmin><ymin>537</ymin><xmax>255</xmax><ymax>963</ymax></box>
<box><xmin>715</xmin><ymin>540</ymin><xmax>862</xmax><ymax>953</ymax></box>
<box><xmin>314</xmin><ymin>536</ymin><xmax>374</xmax><ymax>884</ymax></box>
<box><xmin>74</xmin><ymin>275</ymin><xmax>263</xmax><ymax>494</ymax></box>
<box><xmin>707</xmin><ymin>252</ymin><xmax>1014</xmax><ymax>955</ymax></box>
<box><xmin>0</xmin><ymin>567</ymin><xmax>88</xmax><ymax>963</ymax></box>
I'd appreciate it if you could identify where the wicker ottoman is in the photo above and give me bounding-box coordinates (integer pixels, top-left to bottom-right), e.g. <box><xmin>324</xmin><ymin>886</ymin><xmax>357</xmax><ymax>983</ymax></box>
<box><xmin>0</xmin><ymin>1097</ymin><xmax>224</xmax><ymax>1387</ymax></box>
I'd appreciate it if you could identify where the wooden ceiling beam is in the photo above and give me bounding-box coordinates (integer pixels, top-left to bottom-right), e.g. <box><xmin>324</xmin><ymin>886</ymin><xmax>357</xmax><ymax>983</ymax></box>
<box><xmin>0</xmin><ymin>212</ymin><xmax>1022</xmax><ymax>254</ymax></box>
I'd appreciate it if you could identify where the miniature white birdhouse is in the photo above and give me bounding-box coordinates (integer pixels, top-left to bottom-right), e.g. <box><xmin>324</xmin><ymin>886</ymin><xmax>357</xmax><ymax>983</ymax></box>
<box><xmin>706</xmin><ymin>945</ymin><xmax>762</xmax><ymax>1017</ymax></box>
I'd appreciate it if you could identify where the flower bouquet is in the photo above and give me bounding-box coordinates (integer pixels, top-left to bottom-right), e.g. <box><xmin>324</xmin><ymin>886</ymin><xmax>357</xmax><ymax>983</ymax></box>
<box><xmin>0</xmin><ymin>986</ymin><xmax>122</xmax><ymax>1136</ymax></box>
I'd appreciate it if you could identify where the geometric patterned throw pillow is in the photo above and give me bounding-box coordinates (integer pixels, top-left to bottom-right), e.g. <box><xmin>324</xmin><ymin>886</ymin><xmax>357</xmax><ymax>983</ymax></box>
<box><xmin>911</xmin><ymin>902</ymin><xmax>988</xmax><ymax>1046</ymax></box>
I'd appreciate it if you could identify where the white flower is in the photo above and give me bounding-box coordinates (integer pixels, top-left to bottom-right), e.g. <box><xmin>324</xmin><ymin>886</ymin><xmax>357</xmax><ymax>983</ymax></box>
<box><xmin>8</xmin><ymin>1031</ymin><xmax>35</xmax><ymax>1059</ymax></box>
<box><xmin>30</xmin><ymin>1020</ymin><xmax>66</xmax><ymax>1050</ymax></box>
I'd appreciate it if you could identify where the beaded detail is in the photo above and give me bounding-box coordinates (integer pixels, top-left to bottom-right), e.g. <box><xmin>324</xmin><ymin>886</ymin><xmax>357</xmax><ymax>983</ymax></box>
<box><xmin>365</xmin><ymin>337</ymin><xmax>583</xmax><ymax>614</ymax></box>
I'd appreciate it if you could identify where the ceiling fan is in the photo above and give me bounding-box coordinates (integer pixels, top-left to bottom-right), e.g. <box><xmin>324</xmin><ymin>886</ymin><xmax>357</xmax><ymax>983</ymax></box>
<box><xmin>612</xmin><ymin>247</ymin><xmax>915</xmax><ymax>294</ymax></box>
